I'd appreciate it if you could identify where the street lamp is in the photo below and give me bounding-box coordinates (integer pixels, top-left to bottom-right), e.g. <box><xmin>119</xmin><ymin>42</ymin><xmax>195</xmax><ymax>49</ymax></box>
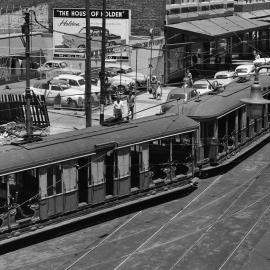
<box><xmin>240</xmin><ymin>67</ymin><xmax>270</xmax><ymax>119</ymax></box>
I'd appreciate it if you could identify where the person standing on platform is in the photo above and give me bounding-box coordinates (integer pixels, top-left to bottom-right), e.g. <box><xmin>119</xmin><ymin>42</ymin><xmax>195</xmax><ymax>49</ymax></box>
<box><xmin>127</xmin><ymin>91</ymin><xmax>135</xmax><ymax>119</ymax></box>
<box><xmin>113</xmin><ymin>95</ymin><xmax>124</xmax><ymax>120</ymax></box>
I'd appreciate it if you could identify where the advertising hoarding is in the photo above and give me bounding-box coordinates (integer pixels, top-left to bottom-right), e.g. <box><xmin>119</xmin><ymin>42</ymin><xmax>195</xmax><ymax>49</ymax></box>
<box><xmin>53</xmin><ymin>8</ymin><xmax>131</xmax><ymax>60</ymax></box>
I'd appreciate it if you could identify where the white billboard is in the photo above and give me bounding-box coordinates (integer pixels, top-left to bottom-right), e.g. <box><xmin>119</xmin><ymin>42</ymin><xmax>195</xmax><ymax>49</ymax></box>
<box><xmin>53</xmin><ymin>8</ymin><xmax>131</xmax><ymax>60</ymax></box>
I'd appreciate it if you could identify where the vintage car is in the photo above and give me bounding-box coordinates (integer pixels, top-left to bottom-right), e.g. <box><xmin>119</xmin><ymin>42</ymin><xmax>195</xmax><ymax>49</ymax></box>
<box><xmin>62</xmin><ymin>26</ymin><xmax>123</xmax><ymax>49</ymax></box>
<box><xmin>105</xmin><ymin>63</ymin><xmax>147</xmax><ymax>87</ymax></box>
<box><xmin>161</xmin><ymin>87</ymin><xmax>198</xmax><ymax>113</ymax></box>
<box><xmin>214</xmin><ymin>71</ymin><xmax>238</xmax><ymax>86</ymax></box>
<box><xmin>37</xmin><ymin>60</ymin><xmax>82</xmax><ymax>78</ymax></box>
<box><xmin>235</xmin><ymin>64</ymin><xmax>255</xmax><ymax>82</ymax></box>
<box><xmin>193</xmin><ymin>79</ymin><xmax>219</xmax><ymax>95</ymax></box>
<box><xmin>30</xmin><ymin>79</ymin><xmax>84</xmax><ymax>108</ymax></box>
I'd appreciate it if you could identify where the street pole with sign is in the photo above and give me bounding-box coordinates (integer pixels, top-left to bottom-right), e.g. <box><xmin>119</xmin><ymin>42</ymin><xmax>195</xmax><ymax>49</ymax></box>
<box><xmin>85</xmin><ymin>0</ymin><xmax>92</xmax><ymax>127</ymax></box>
<box><xmin>22</xmin><ymin>10</ymin><xmax>33</xmax><ymax>139</ymax></box>
<box><xmin>100</xmin><ymin>0</ymin><xmax>106</xmax><ymax>124</ymax></box>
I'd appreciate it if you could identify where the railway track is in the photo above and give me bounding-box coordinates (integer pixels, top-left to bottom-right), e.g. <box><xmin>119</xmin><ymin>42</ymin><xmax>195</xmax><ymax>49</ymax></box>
<box><xmin>1</xmin><ymin>143</ymin><xmax>270</xmax><ymax>270</ymax></box>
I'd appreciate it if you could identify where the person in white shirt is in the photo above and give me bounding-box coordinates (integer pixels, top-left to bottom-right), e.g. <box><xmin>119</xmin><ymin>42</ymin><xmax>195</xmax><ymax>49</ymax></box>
<box><xmin>113</xmin><ymin>95</ymin><xmax>124</xmax><ymax>120</ymax></box>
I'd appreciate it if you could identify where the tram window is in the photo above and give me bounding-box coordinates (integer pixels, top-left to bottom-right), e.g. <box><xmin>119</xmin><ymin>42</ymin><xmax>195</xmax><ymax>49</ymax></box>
<box><xmin>118</xmin><ymin>148</ymin><xmax>130</xmax><ymax>177</ymax></box>
<box><xmin>47</xmin><ymin>165</ymin><xmax>62</xmax><ymax>196</ymax></box>
<box><xmin>210</xmin><ymin>4</ymin><xmax>223</xmax><ymax>10</ymax></box>
<box><xmin>201</xmin><ymin>6</ymin><xmax>209</xmax><ymax>11</ymax></box>
<box><xmin>227</xmin><ymin>3</ymin><xmax>234</xmax><ymax>8</ymax></box>
<box><xmin>91</xmin><ymin>157</ymin><xmax>105</xmax><ymax>185</ymax></box>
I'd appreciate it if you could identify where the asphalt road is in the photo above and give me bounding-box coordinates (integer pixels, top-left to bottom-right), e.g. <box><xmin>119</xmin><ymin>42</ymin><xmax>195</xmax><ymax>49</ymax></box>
<box><xmin>1</xmin><ymin>139</ymin><xmax>270</xmax><ymax>269</ymax></box>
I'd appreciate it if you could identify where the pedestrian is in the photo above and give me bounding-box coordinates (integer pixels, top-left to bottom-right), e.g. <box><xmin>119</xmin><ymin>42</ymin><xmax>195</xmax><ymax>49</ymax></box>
<box><xmin>5</xmin><ymin>85</ymin><xmax>11</xmax><ymax>91</ymax></box>
<box><xmin>185</xmin><ymin>69</ymin><xmax>193</xmax><ymax>87</ymax></box>
<box><xmin>156</xmin><ymin>81</ymin><xmax>162</xmax><ymax>100</ymax></box>
<box><xmin>127</xmin><ymin>91</ymin><xmax>135</xmax><ymax>119</ymax></box>
<box><xmin>113</xmin><ymin>95</ymin><xmax>124</xmax><ymax>120</ymax></box>
<box><xmin>255</xmin><ymin>51</ymin><xmax>260</xmax><ymax>60</ymax></box>
<box><xmin>150</xmin><ymin>75</ymin><xmax>158</xmax><ymax>98</ymax></box>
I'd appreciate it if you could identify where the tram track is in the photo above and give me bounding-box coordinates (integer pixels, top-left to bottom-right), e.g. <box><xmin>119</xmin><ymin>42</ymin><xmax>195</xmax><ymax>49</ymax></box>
<box><xmin>57</xmin><ymin>161</ymin><xmax>270</xmax><ymax>270</ymax></box>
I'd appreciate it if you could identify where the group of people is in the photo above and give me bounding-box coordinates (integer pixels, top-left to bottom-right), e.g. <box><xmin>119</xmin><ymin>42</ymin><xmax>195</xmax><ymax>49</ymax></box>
<box><xmin>113</xmin><ymin>91</ymin><xmax>136</xmax><ymax>121</ymax></box>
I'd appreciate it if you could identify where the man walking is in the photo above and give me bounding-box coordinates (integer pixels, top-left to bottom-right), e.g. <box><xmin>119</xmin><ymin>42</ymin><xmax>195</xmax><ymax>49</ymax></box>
<box><xmin>127</xmin><ymin>91</ymin><xmax>135</xmax><ymax>119</ymax></box>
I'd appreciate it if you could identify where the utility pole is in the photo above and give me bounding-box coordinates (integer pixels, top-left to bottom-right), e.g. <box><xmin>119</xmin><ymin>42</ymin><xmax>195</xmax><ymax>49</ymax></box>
<box><xmin>149</xmin><ymin>28</ymin><xmax>154</xmax><ymax>88</ymax></box>
<box><xmin>22</xmin><ymin>10</ymin><xmax>33</xmax><ymax>139</ymax></box>
<box><xmin>100</xmin><ymin>0</ymin><xmax>106</xmax><ymax>124</ymax></box>
<box><xmin>85</xmin><ymin>0</ymin><xmax>92</xmax><ymax>127</ymax></box>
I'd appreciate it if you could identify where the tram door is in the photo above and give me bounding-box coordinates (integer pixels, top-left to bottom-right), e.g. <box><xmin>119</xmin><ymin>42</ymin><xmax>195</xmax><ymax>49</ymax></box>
<box><xmin>105</xmin><ymin>153</ymin><xmax>114</xmax><ymax>196</ymax></box>
<box><xmin>78</xmin><ymin>158</ymin><xmax>89</xmax><ymax>203</ymax></box>
<box><xmin>131</xmin><ymin>146</ymin><xmax>140</xmax><ymax>188</ymax></box>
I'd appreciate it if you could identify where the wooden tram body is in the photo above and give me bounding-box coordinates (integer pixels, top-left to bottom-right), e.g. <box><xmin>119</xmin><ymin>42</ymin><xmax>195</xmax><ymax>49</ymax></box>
<box><xmin>0</xmin><ymin>114</ymin><xmax>199</xmax><ymax>232</ymax></box>
<box><xmin>168</xmin><ymin>74</ymin><xmax>270</xmax><ymax>170</ymax></box>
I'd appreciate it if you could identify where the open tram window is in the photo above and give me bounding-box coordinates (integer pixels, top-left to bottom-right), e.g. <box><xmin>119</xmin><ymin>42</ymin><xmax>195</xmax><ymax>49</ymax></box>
<box><xmin>47</xmin><ymin>165</ymin><xmax>62</xmax><ymax>196</ymax></box>
<box><xmin>172</xmin><ymin>134</ymin><xmax>192</xmax><ymax>176</ymax></box>
<box><xmin>0</xmin><ymin>177</ymin><xmax>7</xmax><ymax>215</ymax></box>
<box><xmin>9</xmin><ymin>170</ymin><xmax>39</xmax><ymax>220</ymax></box>
<box><xmin>149</xmin><ymin>139</ymin><xmax>170</xmax><ymax>180</ymax></box>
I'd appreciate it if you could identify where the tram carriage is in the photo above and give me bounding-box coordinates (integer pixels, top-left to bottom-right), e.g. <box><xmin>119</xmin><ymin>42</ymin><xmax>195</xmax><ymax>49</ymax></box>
<box><xmin>167</xmin><ymin>74</ymin><xmax>270</xmax><ymax>172</ymax></box>
<box><xmin>0</xmin><ymin>113</ymin><xmax>199</xmax><ymax>232</ymax></box>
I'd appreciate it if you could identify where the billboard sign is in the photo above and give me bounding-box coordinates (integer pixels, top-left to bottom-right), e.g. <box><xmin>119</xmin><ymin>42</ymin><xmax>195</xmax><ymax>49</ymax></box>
<box><xmin>53</xmin><ymin>8</ymin><xmax>131</xmax><ymax>60</ymax></box>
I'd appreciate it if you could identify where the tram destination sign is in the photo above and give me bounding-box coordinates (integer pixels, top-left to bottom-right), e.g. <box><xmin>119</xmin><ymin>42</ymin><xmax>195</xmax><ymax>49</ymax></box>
<box><xmin>53</xmin><ymin>8</ymin><xmax>131</xmax><ymax>60</ymax></box>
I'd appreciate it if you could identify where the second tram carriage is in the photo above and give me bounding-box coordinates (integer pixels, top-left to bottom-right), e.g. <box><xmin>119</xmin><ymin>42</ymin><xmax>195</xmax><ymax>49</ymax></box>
<box><xmin>167</xmin><ymin>74</ymin><xmax>270</xmax><ymax>173</ymax></box>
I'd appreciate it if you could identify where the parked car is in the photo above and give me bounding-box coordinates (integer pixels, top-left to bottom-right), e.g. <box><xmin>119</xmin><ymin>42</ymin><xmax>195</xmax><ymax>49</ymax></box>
<box><xmin>109</xmin><ymin>75</ymin><xmax>136</xmax><ymax>94</ymax></box>
<box><xmin>214</xmin><ymin>71</ymin><xmax>238</xmax><ymax>86</ymax></box>
<box><xmin>193</xmin><ymin>79</ymin><xmax>219</xmax><ymax>95</ymax></box>
<box><xmin>105</xmin><ymin>63</ymin><xmax>147</xmax><ymax>87</ymax></box>
<box><xmin>37</xmin><ymin>60</ymin><xmax>81</xmax><ymax>75</ymax></box>
<box><xmin>54</xmin><ymin>74</ymin><xmax>100</xmax><ymax>93</ymax></box>
<box><xmin>235</xmin><ymin>64</ymin><xmax>255</xmax><ymax>82</ymax></box>
<box><xmin>30</xmin><ymin>79</ymin><xmax>84</xmax><ymax>108</ymax></box>
<box><xmin>161</xmin><ymin>87</ymin><xmax>198</xmax><ymax>113</ymax></box>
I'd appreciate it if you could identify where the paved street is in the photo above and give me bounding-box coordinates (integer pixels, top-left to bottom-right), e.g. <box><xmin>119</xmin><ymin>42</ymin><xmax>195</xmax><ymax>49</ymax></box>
<box><xmin>1</xmin><ymin>138</ymin><xmax>270</xmax><ymax>270</ymax></box>
<box><xmin>0</xmin><ymin>80</ymin><xmax>175</xmax><ymax>134</ymax></box>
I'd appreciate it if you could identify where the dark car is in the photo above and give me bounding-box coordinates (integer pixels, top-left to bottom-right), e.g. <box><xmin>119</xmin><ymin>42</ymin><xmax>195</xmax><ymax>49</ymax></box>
<box><xmin>161</xmin><ymin>87</ymin><xmax>198</xmax><ymax>113</ymax></box>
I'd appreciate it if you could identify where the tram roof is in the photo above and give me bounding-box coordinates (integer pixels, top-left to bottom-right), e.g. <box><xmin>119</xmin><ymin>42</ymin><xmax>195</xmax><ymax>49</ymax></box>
<box><xmin>0</xmin><ymin>113</ymin><xmax>198</xmax><ymax>176</ymax></box>
<box><xmin>167</xmin><ymin>75</ymin><xmax>270</xmax><ymax>120</ymax></box>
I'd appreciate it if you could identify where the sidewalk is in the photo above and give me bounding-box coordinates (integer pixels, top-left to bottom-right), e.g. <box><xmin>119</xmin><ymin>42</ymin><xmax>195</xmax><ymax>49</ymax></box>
<box><xmin>48</xmin><ymin>86</ymin><xmax>175</xmax><ymax>134</ymax></box>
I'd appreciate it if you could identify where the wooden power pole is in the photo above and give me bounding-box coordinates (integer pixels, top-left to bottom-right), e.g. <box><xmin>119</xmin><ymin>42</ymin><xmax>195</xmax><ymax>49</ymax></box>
<box><xmin>85</xmin><ymin>0</ymin><xmax>92</xmax><ymax>127</ymax></box>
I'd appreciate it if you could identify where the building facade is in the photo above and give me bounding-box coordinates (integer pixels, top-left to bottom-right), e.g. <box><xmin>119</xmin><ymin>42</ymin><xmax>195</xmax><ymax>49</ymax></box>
<box><xmin>165</xmin><ymin>0</ymin><xmax>270</xmax><ymax>82</ymax></box>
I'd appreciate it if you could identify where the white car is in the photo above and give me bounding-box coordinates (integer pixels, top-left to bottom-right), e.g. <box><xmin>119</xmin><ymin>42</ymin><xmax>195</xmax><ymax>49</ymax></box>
<box><xmin>193</xmin><ymin>79</ymin><xmax>219</xmax><ymax>95</ymax></box>
<box><xmin>214</xmin><ymin>71</ymin><xmax>238</xmax><ymax>86</ymax></box>
<box><xmin>31</xmin><ymin>79</ymin><xmax>84</xmax><ymax>108</ymax></box>
<box><xmin>37</xmin><ymin>60</ymin><xmax>81</xmax><ymax>76</ymax></box>
<box><xmin>235</xmin><ymin>64</ymin><xmax>255</xmax><ymax>82</ymax></box>
<box><xmin>54</xmin><ymin>74</ymin><xmax>100</xmax><ymax>93</ymax></box>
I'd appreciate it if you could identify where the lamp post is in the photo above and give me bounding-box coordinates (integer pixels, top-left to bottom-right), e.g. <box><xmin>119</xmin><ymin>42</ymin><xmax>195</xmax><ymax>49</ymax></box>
<box><xmin>240</xmin><ymin>67</ymin><xmax>270</xmax><ymax>120</ymax></box>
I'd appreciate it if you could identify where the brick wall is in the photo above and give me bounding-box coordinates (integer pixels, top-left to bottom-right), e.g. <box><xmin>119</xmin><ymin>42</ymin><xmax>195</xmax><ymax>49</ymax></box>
<box><xmin>48</xmin><ymin>0</ymin><xmax>166</xmax><ymax>35</ymax></box>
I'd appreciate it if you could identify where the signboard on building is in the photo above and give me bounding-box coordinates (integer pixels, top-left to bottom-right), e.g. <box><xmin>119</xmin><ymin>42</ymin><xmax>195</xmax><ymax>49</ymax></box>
<box><xmin>53</xmin><ymin>8</ymin><xmax>131</xmax><ymax>60</ymax></box>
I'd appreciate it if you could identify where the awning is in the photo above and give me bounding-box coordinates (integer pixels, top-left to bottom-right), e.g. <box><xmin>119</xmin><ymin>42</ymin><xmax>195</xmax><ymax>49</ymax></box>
<box><xmin>165</xmin><ymin>16</ymin><xmax>270</xmax><ymax>38</ymax></box>
<box><xmin>236</xmin><ymin>10</ymin><xmax>270</xmax><ymax>20</ymax></box>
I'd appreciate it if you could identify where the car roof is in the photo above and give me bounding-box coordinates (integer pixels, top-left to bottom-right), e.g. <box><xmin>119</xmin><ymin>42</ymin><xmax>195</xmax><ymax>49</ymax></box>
<box><xmin>235</xmin><ymin>64</ymin><xmax>254</xmax><ymax>69</ymax></box>
<box><xmin>45</xmin><ymin>60</ymin><xmax>67</xmax><ymax>64</ymax></box>
<box><xmin>215</xmin><ymin>71</ymin><xmax>234</xmax><ymax>75</ymax></box>
<box><xmin>105</xmin><ymin>63</ymin><xmax>132</xmax><ymax>70</ymax></box>
<box><xmin>55</xmin><ymin>74</ymin><xmax>84</xmax><ymax>80</ymax></box>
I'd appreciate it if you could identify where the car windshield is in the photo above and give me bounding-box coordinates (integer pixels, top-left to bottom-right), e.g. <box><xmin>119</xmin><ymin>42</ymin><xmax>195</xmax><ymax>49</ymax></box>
<box><xmin>194</xmin><ymin>84</ymin><xmax>208</xmax><ymax>89</ymax></box>
<box><xmin>236</xmin><ymin>68</ymin><xmax>248</xmax><ymax>73</ymax></box>
<box><xmin>215</xmin><ymin>74</ymin><xmax>229</xmax><ymax>79</ymax></box>
<box><xmin>78</xmin><ymin>78</ymin><xmax>85</xmax><ymax>85</ymax></box>
<box><xmin>168</xmin><ymin>93</ymin><xmax>186</xmax><ymax>100</ymax></box>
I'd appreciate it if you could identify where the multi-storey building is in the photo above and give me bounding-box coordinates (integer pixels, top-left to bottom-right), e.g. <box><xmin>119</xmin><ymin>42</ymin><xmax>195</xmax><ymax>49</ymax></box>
<box><xmin>165</xmin><ymin>0</ymin><xmax>270</xmax><ymax>82</ymax></box>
